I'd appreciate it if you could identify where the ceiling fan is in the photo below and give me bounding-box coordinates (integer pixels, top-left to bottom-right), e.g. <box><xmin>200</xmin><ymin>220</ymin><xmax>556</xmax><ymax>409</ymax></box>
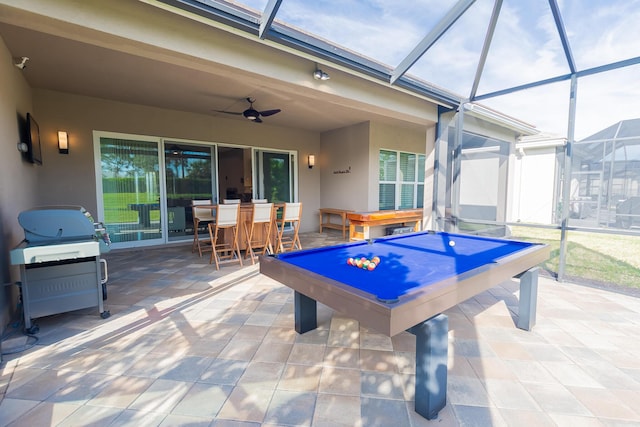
<box><xmin>216</xmin><ymin>97</ymin><xmax>281</xmax><ymax>123</ymax></box>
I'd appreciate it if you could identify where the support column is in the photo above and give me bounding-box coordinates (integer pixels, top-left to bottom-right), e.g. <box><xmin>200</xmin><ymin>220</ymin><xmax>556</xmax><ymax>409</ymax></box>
<box><xmin>294</xmin><ymin>291</ymin><xmax>317</xmax><ymax>333</ymax></box>
<box><xmin>517</xmin><ymin>267</ymin><xmax>539</xmax><ymax>331</ymax></box>
<box><xmin>409</xmin><ymin>313</ymin><xmax>449</xmax><ymax>420</ymax></box>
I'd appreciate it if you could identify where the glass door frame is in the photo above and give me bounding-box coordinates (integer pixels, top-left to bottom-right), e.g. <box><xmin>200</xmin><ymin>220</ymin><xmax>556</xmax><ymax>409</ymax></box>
<box><xmin>93</xmin><ymin>131</ymin><xmax>166</xmax><ymax>249</ymax></box>
<box><xmin>161</xmin><ymin>138</ymin><xmax>219</xmax><ymax>244</ymax></box>
<box><xmin>252</xmin><ymin>148</ymin><xmax>299</xmax><ymax>202</ymax></box>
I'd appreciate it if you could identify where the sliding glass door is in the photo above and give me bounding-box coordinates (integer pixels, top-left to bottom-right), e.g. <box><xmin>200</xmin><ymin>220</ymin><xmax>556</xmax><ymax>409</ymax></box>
<box><xmin>95</xmin><ymin>133</ymin><xmax>164</xmax><ymax>247</ymax></box>
<box><xmin>164</xmin><ymin>141</ymin><xmax>217</xmax><ymax>242</ymax></box>
<box><xmin>95</xmin><ymin>132</ymin><xmax>297</xmax><ymax>249</ymax></box>
<box><xmin>253</xmin><ymin>149</ymin><xmax>297</xmax><ymax>202</ymax></box>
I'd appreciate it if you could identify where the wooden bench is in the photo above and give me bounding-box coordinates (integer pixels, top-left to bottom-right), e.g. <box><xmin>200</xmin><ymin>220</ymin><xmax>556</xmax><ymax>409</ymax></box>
<box><xmin>318</xmin><ymin>208</ymin><xmax>353</xmax><ymax>240</ymax></box>
<box><xmin>347</xmin><ymin>208</ymin><xmax>423</xmax><ymax>241</ymax></box>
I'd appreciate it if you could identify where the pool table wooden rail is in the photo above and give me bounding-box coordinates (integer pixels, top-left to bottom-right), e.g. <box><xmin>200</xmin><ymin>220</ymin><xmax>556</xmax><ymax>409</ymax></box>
<box><xmin>259</xmin><ymin>241</ymin><xmax>550</xmax><ymax>336</ymax></box>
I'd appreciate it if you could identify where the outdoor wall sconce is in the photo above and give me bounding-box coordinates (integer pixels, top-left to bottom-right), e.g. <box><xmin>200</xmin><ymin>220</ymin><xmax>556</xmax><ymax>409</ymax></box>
<box><xmin>58</xmin><ymin>131</ymin><xmax>69</xmax><ymax>154</ymax></box>
<box><xmin>313</xmin><ymin>68</ymin><xmax>330</xmax><ymax>81</ymax></box>
<box><xmin>308</xmin><ymin>154</ymin><xmax>316</xmax><ymax>169</ymax></box>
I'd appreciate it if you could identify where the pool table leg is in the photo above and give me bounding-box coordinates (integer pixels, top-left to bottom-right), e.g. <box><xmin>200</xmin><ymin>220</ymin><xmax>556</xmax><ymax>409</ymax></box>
<box><xmin>517</xmin><ymin>267</ymin><xmax>539</xmax><ymax>331</ymax></box>
<box><xmin>294</xmin><ymin>291</ymin><xmax>317</xmax><ymax>333</ymax></box>
<box><xmin>408</xmin><ymin>313</ymin><xmax>448</xmax><ymax>420</ymax></box>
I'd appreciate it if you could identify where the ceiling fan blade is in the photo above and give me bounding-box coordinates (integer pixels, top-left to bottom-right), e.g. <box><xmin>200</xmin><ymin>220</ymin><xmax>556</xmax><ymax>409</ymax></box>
<box><xmin>213</xmin><ymin>110</ymin><xmax>243</xmax><ymax>116</ymax></box>
<box><xmin>259</xmin><ymin>109</ymin><xmax>281</xmax><ymax>117</ymax></box>
<box><xmin>214</xmin><ymin>100</ymin><xmax>279</xmax><ymax>122</ymax></box>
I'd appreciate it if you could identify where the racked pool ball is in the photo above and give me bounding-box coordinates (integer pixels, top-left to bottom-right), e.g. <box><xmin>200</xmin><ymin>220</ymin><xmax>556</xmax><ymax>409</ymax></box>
<box><xmin>347</xmin><ymin>257</ymin><xmax>354</xmax><ymax>265</ymax></box>
<box><xmin>367</xmin><ymin>262</ymin><xmax>377</xmax><ymax>271</ymax></box>
<box><xmin>371</xmin><ymin>256</ymin><xmax>380</xmax><ymax>265</ymax></box>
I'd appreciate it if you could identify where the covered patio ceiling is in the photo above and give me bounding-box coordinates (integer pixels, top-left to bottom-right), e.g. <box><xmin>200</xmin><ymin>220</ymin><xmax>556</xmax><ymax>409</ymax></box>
<box><xmin>0</xmin><ymin>0</ymin><xmax>639</xmax><ymax>136</ymax></box>
<box><xmin>0</xmin><ymin>15</ymin><xmax>382</xmax><ymax>133</ymax></box>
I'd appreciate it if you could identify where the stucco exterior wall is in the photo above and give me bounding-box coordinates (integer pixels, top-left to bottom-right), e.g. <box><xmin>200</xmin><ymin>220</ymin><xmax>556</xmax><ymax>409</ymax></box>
<box><xmin>0</xmin><ymin>38</ymin><xmax>37</xmax><ymax>333</ymax></box>
<box><xmin>319</xmin><ymin>122</ymin><xmax>370</xmax><ymax>212</ymax></box>
<box><xmin>33</xmin><ymin>89</ymin><xmax>321</xmax><ymax>232</ymax></box>
<box><xmin>319</xmin><ymin>121</ymin><xmax>434</xmax><ymax>215</ymax></box>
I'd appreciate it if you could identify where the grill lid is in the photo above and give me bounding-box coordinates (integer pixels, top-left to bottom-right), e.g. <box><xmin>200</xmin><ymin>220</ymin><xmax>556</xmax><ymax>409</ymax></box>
<box><xmin>18</xmin><ymin>205</ymin><xmax>97</xmax><ymax>244</ymax></box>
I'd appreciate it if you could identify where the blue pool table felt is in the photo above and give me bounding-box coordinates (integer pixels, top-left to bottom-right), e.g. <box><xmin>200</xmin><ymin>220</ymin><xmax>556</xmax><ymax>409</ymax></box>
<box><xmin>275</xmin><ymin>231</ymin><xmax>537</xmax><ymax>301</ymax></box>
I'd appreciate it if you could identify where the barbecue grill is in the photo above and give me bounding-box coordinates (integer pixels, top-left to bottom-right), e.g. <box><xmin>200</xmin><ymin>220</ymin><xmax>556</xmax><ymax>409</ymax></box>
<box><xmin>10</xmin><ymin>206</ymin><xmax>111</xmax><ymax>334</ymax></box>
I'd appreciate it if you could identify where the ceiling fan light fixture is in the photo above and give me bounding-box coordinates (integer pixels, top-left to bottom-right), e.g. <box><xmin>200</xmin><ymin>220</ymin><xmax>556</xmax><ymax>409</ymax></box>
<box><xmin>243</xmin><ymin>109</ymin><xmax>259</xmax><ymax>120</ymax></box>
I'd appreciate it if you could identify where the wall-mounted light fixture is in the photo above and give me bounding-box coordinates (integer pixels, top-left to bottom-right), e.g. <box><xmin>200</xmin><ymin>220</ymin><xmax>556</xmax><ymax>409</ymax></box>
<box><xmin>308</xmin><ymin>154</ymin><xmax>316</xmax><ymax>169</ymax></box>
<box><xmin>58</xmin><ymin>131</ymin><xmax>69</xmax><ymax>154</ymax></box>
<box><xmin>313</xmin><ymin>68</ymin><xmax>330</xmax><ymax>81</ymax></box>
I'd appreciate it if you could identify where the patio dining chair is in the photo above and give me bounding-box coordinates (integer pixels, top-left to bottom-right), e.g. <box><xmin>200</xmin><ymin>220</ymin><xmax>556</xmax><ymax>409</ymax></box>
<box><xmin>207</xmin><ymin>203</ymin><xmax>243</xmax><ymax>270</ymax></box>
<box><xmin>191</xmin><ymin>199</ymin><xmax>215</xmax><ymax>257</ymax></box>
<box><xmin>276</xmin><ymin>202</ymin><xmax>303</xmax><ymax>253</ymax></box>
<box><xmin>244</xmin><ymin>202</ymin><xmax>274</xmax><ymax>264</ymax></box>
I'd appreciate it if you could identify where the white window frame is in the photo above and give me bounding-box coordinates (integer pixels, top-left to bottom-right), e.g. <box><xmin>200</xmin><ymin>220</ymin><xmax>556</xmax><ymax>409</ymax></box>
<box><xmin>379</xmin><ymin>149</ymin><xmax>425</xmax><ymax>210</ymax></box>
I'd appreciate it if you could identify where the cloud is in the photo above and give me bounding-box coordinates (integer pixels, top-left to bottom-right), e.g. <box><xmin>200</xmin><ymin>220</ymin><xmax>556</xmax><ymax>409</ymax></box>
<box><xmin>264</xmin><ymin>0</ymin><xmax>640</xmax><ymax>138</ymax></box>
<box><xmin>413</xmin><ymin>0</ymin><xmax>640</xmax><ymax>138</ymax></box>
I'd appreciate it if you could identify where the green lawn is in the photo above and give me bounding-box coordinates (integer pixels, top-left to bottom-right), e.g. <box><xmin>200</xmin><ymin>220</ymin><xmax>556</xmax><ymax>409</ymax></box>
<box><xmin>510</xmin><ymin>226</ymin><xmax>640</xmax><ymax>289</ymax></box>
<box><xmin>103</xmin><ymin>193</ymin><xmax>157</xmax><ymax>223</ymax></box>
<box><xmin>102</xmin><ymin>192</ymin><xmax>209</xmax><ymax>223</ymax></box>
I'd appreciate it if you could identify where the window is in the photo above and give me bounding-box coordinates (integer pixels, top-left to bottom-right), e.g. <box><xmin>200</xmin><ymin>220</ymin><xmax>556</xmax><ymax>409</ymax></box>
<box><xmin>379</xmin><ymin>149</ymin><xmax>425</xmax><ymax>210</ymax></box>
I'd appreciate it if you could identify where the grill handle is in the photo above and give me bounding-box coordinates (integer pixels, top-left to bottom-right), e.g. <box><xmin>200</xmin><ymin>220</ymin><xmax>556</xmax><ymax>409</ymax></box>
<box><xmin>100</xmin><ymin>259</ymin><xmax>108</xmax><ymax>284</ymax></box>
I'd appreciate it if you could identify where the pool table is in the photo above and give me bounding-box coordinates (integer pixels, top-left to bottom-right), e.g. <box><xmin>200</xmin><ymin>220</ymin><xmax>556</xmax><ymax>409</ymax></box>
<box><xmin>260</xmin><ymin>230</ymin><xmax>549</xmax><ymax>420</ymax></box>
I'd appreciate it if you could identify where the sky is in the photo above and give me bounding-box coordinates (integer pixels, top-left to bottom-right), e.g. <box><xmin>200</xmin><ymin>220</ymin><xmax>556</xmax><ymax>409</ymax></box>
<box><xmin>233</xmin><ymin>0</ymin><xmax>640</xmax><ymax>140</ymax></box>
